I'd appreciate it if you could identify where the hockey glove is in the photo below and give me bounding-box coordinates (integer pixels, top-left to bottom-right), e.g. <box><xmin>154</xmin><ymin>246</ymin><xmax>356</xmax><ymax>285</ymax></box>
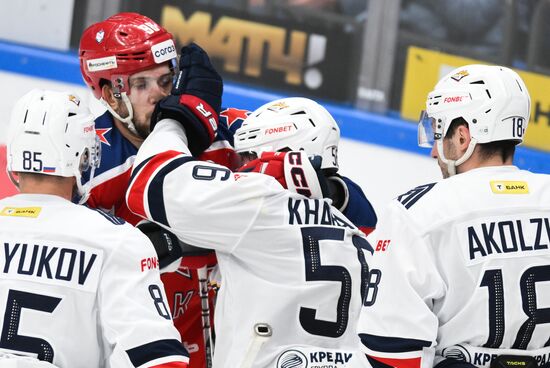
<box><xmin>238</xmin><ymin>151</ymin><xmax>330</xmax><ymax>199</ymax></box>
<box><xmin>326</xmin><ymin>174</ymin><xmax>350</xmax><ymax>211</ymax></box>
<box><xmin>152</xmin><ymin>43</ymin><xmax>223</xmax><ymax>156</ymax></box>
<box><xmin>137</xmin><ymin>221</ymin><xmax>213</xmax><ymax>272</ymax></box>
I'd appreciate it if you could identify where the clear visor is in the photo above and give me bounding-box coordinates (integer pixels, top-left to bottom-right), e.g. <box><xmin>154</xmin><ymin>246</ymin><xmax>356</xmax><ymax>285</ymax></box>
<box><xmin>418</xmin><ymin>110</ymin><xmax>436</xmax><ymax>148</ymax></box>
<box><xmin>128</xmin><ymin>70</ymin><xmax>175</xmax><ymax>94</ymax></box>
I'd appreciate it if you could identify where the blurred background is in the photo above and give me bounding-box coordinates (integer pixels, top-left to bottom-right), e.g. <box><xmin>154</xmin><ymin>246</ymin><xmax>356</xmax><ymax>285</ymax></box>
<box><xmin>0</xmin><ymin>0</ymin><xmax>549</xmax><ymax>205</ymax></box>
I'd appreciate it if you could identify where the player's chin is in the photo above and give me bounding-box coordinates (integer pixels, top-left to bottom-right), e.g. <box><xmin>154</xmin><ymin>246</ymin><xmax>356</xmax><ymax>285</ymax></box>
<box><xmin>135</xmin><ymin>117</ymin><xmax>152</xmax><ymax>139</ymax></box>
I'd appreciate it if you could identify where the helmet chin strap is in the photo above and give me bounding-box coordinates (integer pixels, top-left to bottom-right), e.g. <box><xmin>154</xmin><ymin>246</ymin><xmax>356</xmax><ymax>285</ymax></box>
<box><xmin>436</xmin><ymin>138</ymin><xmax>478</xmax><ymax>177</ymax></box>
<box><xmin>102</xmin><ymin>93</ymin><xmax>138</xmax><ymax>135</ymax></box>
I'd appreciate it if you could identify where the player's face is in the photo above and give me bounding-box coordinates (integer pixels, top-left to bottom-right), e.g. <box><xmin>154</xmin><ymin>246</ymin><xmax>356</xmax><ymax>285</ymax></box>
<box><xmin>431</xmin><ymin>133</ymin><xmax>460</xmax><ymax>179</ymax></box>
<box><xmin>127</xmin><ymin>64</ymin><xmax>174</xmax><ymax>138</ymax></box>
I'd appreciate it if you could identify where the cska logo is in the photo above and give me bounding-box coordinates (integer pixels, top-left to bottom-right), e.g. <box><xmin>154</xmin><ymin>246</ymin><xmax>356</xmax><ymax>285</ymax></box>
<box><xmin>220</xmin><ymin>108</ymin><xmax>251</xmax><ymax>128</ymax></box>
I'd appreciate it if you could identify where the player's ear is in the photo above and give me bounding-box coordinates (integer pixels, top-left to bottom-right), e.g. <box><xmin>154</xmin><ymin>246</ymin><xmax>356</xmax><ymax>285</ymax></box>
<box><xmin>456</xmin><ymin>124</ymin><xmax>471</xmax><ymax>150</ymax></box>
<box><xmin>100</xmin><ymin>83</ymin><xmax>118</xmax><ymax>109</ymax></box>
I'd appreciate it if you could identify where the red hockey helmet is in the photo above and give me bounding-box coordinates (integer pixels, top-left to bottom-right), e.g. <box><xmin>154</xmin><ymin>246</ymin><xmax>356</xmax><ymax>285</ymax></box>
<box><xmin>79</xmin><ymin>12</ymin><xmax>177</xmax><ymax>99</ymax></box>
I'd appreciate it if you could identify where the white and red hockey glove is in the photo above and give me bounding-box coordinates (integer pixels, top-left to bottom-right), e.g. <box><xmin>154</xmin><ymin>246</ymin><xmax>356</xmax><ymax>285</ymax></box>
<box><xmin>238</xmin><ymin>151</ymin><xmax>329</xmax><ymax>199</ymax></box>
<box><xmin>151</xmin><ymin>43</ymin><xmax>222</xmax><ymax>156</ymax></box>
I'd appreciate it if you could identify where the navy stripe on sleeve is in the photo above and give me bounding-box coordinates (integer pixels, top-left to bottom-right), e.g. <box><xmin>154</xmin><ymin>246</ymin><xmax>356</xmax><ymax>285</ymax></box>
<box><xmin>147</xmin><ymin>156</ymin><xmax>197</xmax><ymax>227</ymax></box>
<box><xmin>126</xmin><ymin>339</ymin><xmax>189</xmax><ymax>367</ymax></box>
<box><xmin>359</xmin><ymin>333</ymin><xmax>431</xmax><ymax>353</ymax></box>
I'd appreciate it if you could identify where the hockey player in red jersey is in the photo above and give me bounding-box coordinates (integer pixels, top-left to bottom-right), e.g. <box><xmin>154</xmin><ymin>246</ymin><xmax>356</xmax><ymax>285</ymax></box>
<box><xmin>78</xmin><ymin>13</ymin><xmax>237</xmax><ymax>368</ymax></box>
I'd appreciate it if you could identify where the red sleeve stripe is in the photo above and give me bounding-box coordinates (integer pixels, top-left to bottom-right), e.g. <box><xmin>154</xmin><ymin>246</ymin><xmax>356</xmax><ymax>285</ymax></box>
<box><xmin>368</xmin><ymin>355</ymin><xmax>422</xmax><ymax>368</ymax></box>
<box><xmin>127</xmin><ymin>150</ymin><xmax>183</xmax><ymax>219</ymax></box>
<box><xmin>150</xmin><ymin>362</ymin><xmax>188</xmax><ymax>368</ymax></box>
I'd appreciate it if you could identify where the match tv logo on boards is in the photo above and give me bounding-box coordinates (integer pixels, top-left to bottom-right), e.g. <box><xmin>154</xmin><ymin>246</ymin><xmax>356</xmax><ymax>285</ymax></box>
<box><xmin>161</xmin><ymin>5</ymin><xmax>328</xmax><ymax>90</ymax></box>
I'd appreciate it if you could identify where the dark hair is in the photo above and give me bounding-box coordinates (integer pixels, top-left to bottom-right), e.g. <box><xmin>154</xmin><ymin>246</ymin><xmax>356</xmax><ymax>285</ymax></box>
<box><xmin>446</xmin><ymin>117</ymin><xmax>516</xmax><ymax>162</ymax></box>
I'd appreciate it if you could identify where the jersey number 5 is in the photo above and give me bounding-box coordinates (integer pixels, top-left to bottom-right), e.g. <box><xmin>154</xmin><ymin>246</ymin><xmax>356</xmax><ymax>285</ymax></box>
<box><xmin>0</xmin><ymin>289</ymin><xmax>61</xmax><ymax>362</ymax></box>
<box><xmin>300</xmin><ymin>227</ymin><xmax>374</xmax><ymax>338</ymax></box>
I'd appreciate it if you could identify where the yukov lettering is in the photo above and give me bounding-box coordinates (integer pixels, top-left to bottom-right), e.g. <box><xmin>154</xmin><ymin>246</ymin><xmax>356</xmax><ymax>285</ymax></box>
<box><xmin>3</xmin><ymin>242</ymin><xmax>98</xmax><ymax>285</ymax></box>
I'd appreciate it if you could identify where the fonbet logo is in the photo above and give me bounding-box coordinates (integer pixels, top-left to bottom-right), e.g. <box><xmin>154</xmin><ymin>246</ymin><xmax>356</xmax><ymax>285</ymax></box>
<box><xmin>162</xmin><ymin>6</ymin><xmax>327</xmax><ymax>89</ymax></box>
<box><xmin>277</xmin><ymin>350</ymin><xmax>308</xmax><ymax>368</ymax></box>
<box><xmin>265</xmin><ymin>124</ymin><xmax>294</xmax><ymax>136</ymax></box>
<box><xmin>443</xmin><ymin>95</ymin><xmax>469</xmax><ymax>103</ymax></box>
<box><xmin>151</xmin><ymin>39</ymin><xmax>177</xmax><ymax>64</ymax></box>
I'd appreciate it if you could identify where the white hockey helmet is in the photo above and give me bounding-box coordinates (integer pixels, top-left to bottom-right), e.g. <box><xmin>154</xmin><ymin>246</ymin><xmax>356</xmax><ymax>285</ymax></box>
<box><xmin>418</xmin><ymin>64</ymin><xmax>530</xmax><ymax>175</ymax></box>
<box><xmin>7</xmin><ymin>89</ymin><xmax>101</xmax><ymax>202</ymax></box>
<box><xmin>234</xmin><ymin>97</ymin><xmax>340</xmax><ymax>172</ymax></box>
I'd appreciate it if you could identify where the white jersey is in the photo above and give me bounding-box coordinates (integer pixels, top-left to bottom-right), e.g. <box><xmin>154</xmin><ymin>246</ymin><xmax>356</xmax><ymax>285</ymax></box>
<box><xmin>126</xmin><ymin>119</ymin><xmax>370</xmax><ymax>368</ymax></box>
<box><xmin>358</xmin><ymin>166</ymin><xmax>550</xmax><ymax>368</ymax></box>
<box><xmin>0</xmin><ymin>194</ymin><xmax>188</xmax><ymax>368</ymax></box>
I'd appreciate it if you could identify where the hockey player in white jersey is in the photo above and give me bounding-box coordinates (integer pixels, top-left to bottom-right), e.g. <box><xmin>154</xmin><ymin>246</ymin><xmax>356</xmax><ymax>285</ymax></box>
<box><xmin>0</xmin><ymin>90</ymin><xmax>189</xmax><ymax>368</ymax></box>
<box><xmin>126</xmin><ymin>43</ymin><xmax>371</xmax><ymax>368</ymax></box>
<box><xmin>358</xmin><ymin>64</ymin><xmax>550</xmax><ymax>368</ymax></box>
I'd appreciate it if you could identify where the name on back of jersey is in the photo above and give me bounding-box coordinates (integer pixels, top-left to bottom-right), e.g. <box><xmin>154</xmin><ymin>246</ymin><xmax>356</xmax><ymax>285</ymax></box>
<box><xmin>457</xmin><ymin>213</ymin><xmax>550</xmax><ymax>265</ymax></box>
<box><xmin>1</xmin><ymin>240</ymin><xmax>103</xmax><ymax>292</ymax></box>
<box><xmin>287</xmin><ymin>198</ymin><xmax>354</xmax><ymax>229</ymax></box>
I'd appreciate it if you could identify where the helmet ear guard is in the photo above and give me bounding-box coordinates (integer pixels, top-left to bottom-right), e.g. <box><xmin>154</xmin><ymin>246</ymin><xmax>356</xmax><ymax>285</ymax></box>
<box><xmin>7</xmin><ymin>89</ymin><xmax>101</xmax><ymax>203</ymax></box>
<box><xmin>234</xmin><ymin>97</ymin><xmax>341</xmax><ymax>172</ymax></box>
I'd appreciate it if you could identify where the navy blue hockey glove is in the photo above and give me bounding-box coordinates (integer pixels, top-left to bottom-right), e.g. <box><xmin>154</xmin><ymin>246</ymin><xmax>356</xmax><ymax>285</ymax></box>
<box><xmin>152</xmin><ymin>42</ymin><xmax>223</xmax><ymax>156</ymax></box>
<box><xmin>325</xmin><ymin>174</ymin><xmax>349</xmax><ymax>211</ymax></box>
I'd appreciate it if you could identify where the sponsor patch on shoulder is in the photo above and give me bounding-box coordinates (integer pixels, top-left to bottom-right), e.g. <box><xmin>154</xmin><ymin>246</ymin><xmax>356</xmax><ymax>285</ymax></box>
<box><xmin>490</xmin><ymin>181</ymin><xmax>529</xmax><ymax>194</ymax></box>
<box><xmin>0</xmin><ymin>207</ymin><xmax>42</xmax><ymax>218</ymax></box>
